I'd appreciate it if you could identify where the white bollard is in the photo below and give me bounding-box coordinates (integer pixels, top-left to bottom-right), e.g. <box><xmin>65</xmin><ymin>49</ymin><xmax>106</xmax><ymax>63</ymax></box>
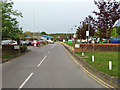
<box><xmin>92</xmin><ymin>55</ymin><xmax>94</xmax><ymax>62</ymax></box>
<box><xmin>82</xmin><ymin>52</ymin><xmax>84</xmax><ymax>56</ymax></box>
<box><xmin>109</xmin><ymin>61</ymin><xmax>112</xmax><ymax>70</ymax></box>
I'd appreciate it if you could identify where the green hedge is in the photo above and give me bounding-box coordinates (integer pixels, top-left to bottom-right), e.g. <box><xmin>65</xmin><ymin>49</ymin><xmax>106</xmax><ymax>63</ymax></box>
<box><xmin>20</xmin><ymin>45</ymin><xmax>27</xmax><ymax>53</ymax></box>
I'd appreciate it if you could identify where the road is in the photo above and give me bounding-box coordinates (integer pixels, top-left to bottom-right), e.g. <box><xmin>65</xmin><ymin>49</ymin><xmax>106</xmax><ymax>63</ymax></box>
<box><xmin>3</xmin><ymin>42</ymin><xmax>105</xmax><ymax>88</ymax></box>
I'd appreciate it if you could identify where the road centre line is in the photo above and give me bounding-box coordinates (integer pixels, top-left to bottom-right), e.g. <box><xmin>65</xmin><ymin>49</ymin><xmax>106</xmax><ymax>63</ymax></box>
<box><xmin>18</xmin><ymin>72</ymin><xmax>34</xmax><ymax>89</ymax></box>
<box><xmin>61</xmin><ymin>43</ymin><xmax>114</xmax><ymax>88</ymax></box>
<box><xmin>51</xmin><ymin>44</ymin><xmax>55</xmax><ymax>49</ymax></box>
<box><xmin>48</xmin><ymin>51</ymin><xmax>51</xmax><ymax>54</ymax></box>
<box><xmin>37</xmin><ymin>55</ymin><xmax>47</xmax><ymax>67</ymax></box>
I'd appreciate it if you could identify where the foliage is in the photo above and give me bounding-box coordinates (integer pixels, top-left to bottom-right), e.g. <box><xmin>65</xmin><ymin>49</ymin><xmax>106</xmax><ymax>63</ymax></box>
<box><xmin>2</xmin><ymin>0</ymin><xmax>23</xmax><ymax>40</ymax></box>
<box><xmin>76</xmin><ymin>16</ymin><xmax>95</xmax><ymax>39</ymax></box>
<box><xmin>20</xmin><ymin>45</ymin><xmax>27</xmax><ymax>53</ymax></box>
<box><xmin>92</xmin><ymin>0</ymin><xmax>120</xmax><ymax>39</ymax></box>
<box><xmin>41</xmin><ymin>31</ymin><xmax>47</xmax><ymax>35</ymax></box>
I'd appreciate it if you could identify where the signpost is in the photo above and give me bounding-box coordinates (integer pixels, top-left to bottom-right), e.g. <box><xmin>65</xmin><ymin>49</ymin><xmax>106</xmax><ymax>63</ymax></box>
<box><xmin>14</xmin><ymin>45</ymin><xmax>20</xmax><ymax>49</ymax></box>
<box><xmin>86</xmin><ymin>31</ymin><xmax>89</xmax><ymax>43</ymax></box>
<box><xmin>68</xmin><ymin>40</ymin><xmax>72</xmax><ymax>44</ymax></box>
<box><xmin>75</xmin><ymin>44</ymin><xmax>80</xmax><ymax>48</ymax></box>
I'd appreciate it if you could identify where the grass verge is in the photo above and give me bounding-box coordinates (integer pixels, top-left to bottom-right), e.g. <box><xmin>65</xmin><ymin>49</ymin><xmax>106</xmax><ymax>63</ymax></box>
<box><xmin>2</xmin><ymin>54</ymin><xmax>17</xmax><ymax>62</ymax></box>
<box><xmin>75</xmin><ymin>52</ymin><xmax>118</xmax><ymax>78</ymax></box>
<box><xmin>64</xmin><ymin>42</ymin><xmax>74</xmax><ymax>47</ymax></box>
<box><xmin>64</xmin><ymin>42</ymin><xmax>119</xmax><ymax>78</ymax></box>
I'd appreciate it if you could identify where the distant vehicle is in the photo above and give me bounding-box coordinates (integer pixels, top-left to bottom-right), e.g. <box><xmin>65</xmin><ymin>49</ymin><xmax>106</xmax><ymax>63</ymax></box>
<box><xmin>25</xmin><ymin>40</ymin><xmax>33</xmax><ymax>46</ymax></box>
<box><xmin>31</xmin><ymin>40</ymin><xmax>43</xmax><ymax>46</ymax></box>
<box><xmin>81</xmin><ymin>38</ymin><xmax>87</xmax><ymax>43</ymax></box>
<box><xmin>37</xmin><ymin>40</ymin><xmax>43</xmax><ymax>45</ymax></box>
<box><xmin>109</xmin><ymin>37</ymin><xmax>120</xmax><ymax>43</ymax></box>
<box><xmin>8</xmin><ymin>41</ymin><xmax>17</xmax><ymax>45</ymax></box>
<box><xmin>47</xmin><ymin>40</ymin><xmax>54</xmax><ymax>44</ymax></box>
<box><xmin>96</xmin><ymin>38</ymin><xmax>108</xmax><ymax>43</ymax></box>
<box><xmin>1</xmin><ymin>40</ymin><xmax>17</xmax><ymax>45</ymax></box>
<box><xmin>20</xmin><ymin>41</ymin><xmax>27</xmax><ymax>45</ymax></box>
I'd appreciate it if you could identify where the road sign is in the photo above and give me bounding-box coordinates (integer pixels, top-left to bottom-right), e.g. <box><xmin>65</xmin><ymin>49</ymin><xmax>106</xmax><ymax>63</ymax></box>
<box><xmin>75</xmin><ymin>44</ymin><xmax>80</xmax><ymax>48</ymax></box>
<box><xmin>14</xmin><ymin>45</ymin><xmax>20</xmax><ymax>49</ymax></box>
<box><xmin>86</xmin><ymin>31</ymin><xmax>89</xmax><ymax>36</ymax></box>
<box><xmin>68</xmin><ymin>40</ymin><xmax>72</xmax><ymax>44</ymax></box>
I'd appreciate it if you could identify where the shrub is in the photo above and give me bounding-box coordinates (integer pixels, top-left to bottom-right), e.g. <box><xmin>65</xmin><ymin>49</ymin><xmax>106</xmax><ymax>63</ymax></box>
<box><xmin>20</xmin><ymin>45</ymin><xmax>27</xmax><ymax>53</ymax></box>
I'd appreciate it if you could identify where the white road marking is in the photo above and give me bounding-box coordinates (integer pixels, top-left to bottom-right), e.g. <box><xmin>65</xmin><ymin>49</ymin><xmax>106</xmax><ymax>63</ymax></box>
<box><xmin>37</xmin><ymin>55</ymin><xmax>47</xmax><ymax>67</ymax></box>
<box><xmin>18</xmin><ymin>72</ymin><xmax>34</xmax><ymax>89</ymax></box>
<box><xmin>48</xmin><ymin>51</ymin><xmax>51</xmax><ymax>54</ymax></box>
<box><xmin>51</xmin><ymin>44</ymin><xmax>55</xmax><ymax>49</ymax></box>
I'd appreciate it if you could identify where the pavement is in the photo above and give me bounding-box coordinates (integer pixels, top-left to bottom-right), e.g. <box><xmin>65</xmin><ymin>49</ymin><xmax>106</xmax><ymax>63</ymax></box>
<box><xmin>2</xmin><ymin>42</ymin><xmax>105</xmax><ymax>88</ymax></box>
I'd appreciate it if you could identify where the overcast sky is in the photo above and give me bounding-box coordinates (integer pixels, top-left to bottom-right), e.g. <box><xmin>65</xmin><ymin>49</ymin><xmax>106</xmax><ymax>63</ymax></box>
<box><xmin>12</xmin><ymin>0</ymin><xmax>101</xmax><ymax>33</ymax></box>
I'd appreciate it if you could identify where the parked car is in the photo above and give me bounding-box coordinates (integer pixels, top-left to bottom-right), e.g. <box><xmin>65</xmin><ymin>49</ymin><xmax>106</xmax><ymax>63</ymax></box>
<box><xmin>1</xmin><ymin>40</ymin><xmax>17</xmax><ymax>45</ymax></box>
<box><xmin>20</xmin><ymin>40</ymin><xmax>27</xmax><ymax>45</ymax></box>
<box><xmin>109</xmin><ymin>37</ymin><xmax>120</xmax><ymax>43</ymax></box>
<box><xmin>31</xmin><ymin>40</ymin><xmax>42</xmax><ymax>46</ymax></box>
<box><xmin>37</xmin><ymin>40</ymin><xmax>43</xmax><ymax>45</ymax></box>
<box><xmin>8</xmin><ymin>41</ymin><xmax>17</xmax><ymax>45</ymax></box>
<box><xmin>96</xmin><ymin>38</ymin><xmax>108</xmax><ymax>43</ymax></box>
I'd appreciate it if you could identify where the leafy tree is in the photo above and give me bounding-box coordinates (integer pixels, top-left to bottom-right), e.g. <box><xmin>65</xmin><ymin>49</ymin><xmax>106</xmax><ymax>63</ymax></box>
<box><xmin>41</xmin><ymin>31</ymin><xmax>47</xmax><ymax>35</ymax></box>
<box><xmin>1</xmin><ymin>0</ymin><xmax>23</xmax><ymax>40</ymax></box>
<box><xmin>93</xmin><ymin>0</ymin><xmax>120</xmax><ymax>39</ymax></box>
<box><xmin>76</xmin><ymin>16</ymin><xmax>95</xmax><ymax>39</ymax></box>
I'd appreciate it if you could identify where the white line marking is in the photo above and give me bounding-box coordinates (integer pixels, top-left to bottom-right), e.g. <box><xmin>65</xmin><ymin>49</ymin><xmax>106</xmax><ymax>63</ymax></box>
<box><xmin>18</xmin><ymin>73</ymin><xmax>34</xmax><ymax>89</ymax></box>
<box><xmin>37</xmin><ymin>55</ymin><xmax>47</xmax><ymax>67</ymax></box>
<box><xmin>48</xmin><ymin>51</ymin><xmax>51</xmax><ymax>54</ymax></box>
<box><xmin>51</xmin><ymin>44</ymin><xmax>55</xmax><ymax>49</ymax></box>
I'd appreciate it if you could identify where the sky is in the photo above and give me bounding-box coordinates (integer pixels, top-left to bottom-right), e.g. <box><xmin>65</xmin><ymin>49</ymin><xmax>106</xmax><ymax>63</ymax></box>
<box><xmin>12</xmin><ymin>0</ymin><xmax>99</xmax><ymax>33</ymax></box>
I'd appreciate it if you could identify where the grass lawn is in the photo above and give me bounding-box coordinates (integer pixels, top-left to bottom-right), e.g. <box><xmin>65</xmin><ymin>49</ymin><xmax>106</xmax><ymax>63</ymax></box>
<box><xmin>75</xmin><ymin>52</ymin><xmax>119</xmax><ymax>78</ymax></box>
<box><xmin>64</xmin><ymin>42</ymin><xmax>74</xmax><ymax>47</ymax></box>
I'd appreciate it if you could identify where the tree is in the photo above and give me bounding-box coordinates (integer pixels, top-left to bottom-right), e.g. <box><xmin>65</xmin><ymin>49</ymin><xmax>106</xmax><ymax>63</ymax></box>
<box><xmin>76</xmin><ymin>16</ymin><xmax>95</xmax><ymax>39</ymax></box>
<box><xmin>2</xmin><ymin>0</ymin><xmax>23</xmax><ymax>40</ymax></box>
<box><xmin>93</xmin><ymin>0</ymin><xmax>120</xmax><ymax>39</ymax></box>
<box><xmin>41</xmin><ymin>31</ymin><xmax>47</xmax><ymax>35</ymax></box>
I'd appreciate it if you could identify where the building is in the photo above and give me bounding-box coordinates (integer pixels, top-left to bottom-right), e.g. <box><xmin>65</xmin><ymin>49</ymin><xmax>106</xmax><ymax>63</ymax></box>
<box><xmin>40</xmin><ymin>35</ymin><xmax>53</xmax><ymax>40</ymax></box>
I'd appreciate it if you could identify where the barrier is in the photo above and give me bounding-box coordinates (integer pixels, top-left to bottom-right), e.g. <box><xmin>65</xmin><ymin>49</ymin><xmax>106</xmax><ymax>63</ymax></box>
<box><xmin>74</xmin><ymin>43</ymin><xmax>119</xmax><ymax>52</ymax></box>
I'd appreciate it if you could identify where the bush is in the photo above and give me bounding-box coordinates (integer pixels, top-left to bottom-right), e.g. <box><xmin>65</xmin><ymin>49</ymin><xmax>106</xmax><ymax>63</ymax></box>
<box><xmin>43</xmin><ymin>42</ymin><xmax>46</xmax><ymax>45</ymax></box>
<box><xmin>20</xmin><ymin>45</ymin><xmax>27</xmax><ymax>53</ymax></box>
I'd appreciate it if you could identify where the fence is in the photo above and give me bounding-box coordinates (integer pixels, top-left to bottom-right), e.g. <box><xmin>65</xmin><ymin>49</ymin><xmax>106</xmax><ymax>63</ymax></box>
<box><xmin>2</xmin><ymin>45</ymin><xmax>20</xmax><ymax>55</ymax></box>
<box><xmin>74</xmin><ymin>43</ymin><xmax>119</xmax><ymax>52</ymax></box>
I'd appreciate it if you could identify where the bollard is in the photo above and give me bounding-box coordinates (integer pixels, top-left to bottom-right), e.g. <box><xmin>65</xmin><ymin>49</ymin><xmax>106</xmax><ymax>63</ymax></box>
<box><xmin>82</xmin><ymin>52</ymin><xmax>84</xmax><ymax>56</ymax></box>
<box><xmin>109</xmin><ymin>61</ymin><xmax>112</xmax><ymax>70</ymax></box>
<box><xmin>92</xmin><ymin>55</ymin><xmax>94</xmax><ymax>62</ymax></box>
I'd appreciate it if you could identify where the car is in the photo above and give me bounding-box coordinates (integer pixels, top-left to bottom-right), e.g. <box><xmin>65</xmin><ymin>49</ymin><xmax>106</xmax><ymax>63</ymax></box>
<box><xmin>8</xmin><ymin>41</ymin><xmax>17</xmax><ymax>45</ymax></box>
<box><xmin>47</xmin><ymin>40</ymin><xmax>54</xmax><ymax>44</ymax></box>
<box><xmin>20</xmin><ymin>40</ymin><xmax>27</xmax><ymax>45</ymax></box>
<box><xmin>96</xmin><ymin>38</ymin><xmax>108</xmax><ymax>43</ymax></box>
<box><xmin>31</xmin><ymin>40</ymin><xmax>41</xmax><ymax>46</ymax></box>
<box><xmin>109</xmin><ymin>37</ymin><xmax>120</xmax><ymax>43</ymax></box>
<box><xmin>1</xmin><ymin>40</ymin><xmax>17</xmax><ymax>45</ymax></box>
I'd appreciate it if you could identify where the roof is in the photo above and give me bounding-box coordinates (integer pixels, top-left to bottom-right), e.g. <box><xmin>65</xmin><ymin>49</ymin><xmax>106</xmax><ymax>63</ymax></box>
<box><xmin>40</xmin><ymin>35</ymin><xmax>53</xmax><ymax>39</ymax></box>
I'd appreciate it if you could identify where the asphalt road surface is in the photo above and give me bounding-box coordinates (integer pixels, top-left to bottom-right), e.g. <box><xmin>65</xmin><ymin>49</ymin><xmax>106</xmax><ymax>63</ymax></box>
<box><xmin>3</xmin><ymin>42</ymin><xmax>105</xmax><ymax>88</ymax></box>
